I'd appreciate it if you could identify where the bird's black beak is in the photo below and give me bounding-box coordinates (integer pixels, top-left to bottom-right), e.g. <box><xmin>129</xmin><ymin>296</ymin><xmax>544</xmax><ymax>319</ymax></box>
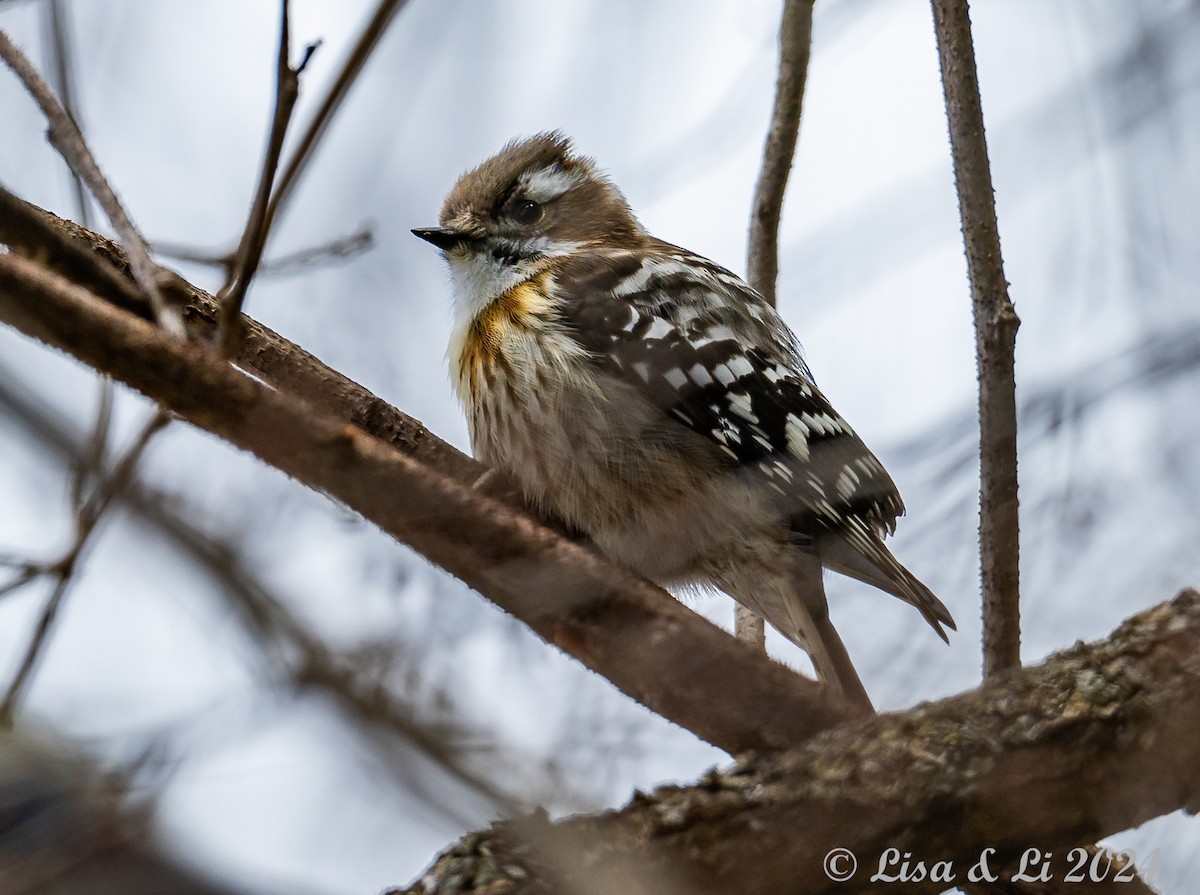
<box><xmin>411</xmin><ymin>227</ymin><xmax>471</xmax><ymax>252</ymax></box>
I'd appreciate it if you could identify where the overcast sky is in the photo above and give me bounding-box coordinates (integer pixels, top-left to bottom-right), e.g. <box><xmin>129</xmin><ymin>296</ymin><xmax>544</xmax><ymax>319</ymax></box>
<box><xmin>1</xmin><ymin>1</ymin><xmax>1198</xmax><ymax>892</ymax></box>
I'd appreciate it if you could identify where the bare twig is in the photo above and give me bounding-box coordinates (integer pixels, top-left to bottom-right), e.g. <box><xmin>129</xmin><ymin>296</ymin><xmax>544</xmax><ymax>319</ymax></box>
<box><xmin>37</xmin><ymin>0</ymin><xmax>115</xmax><ymax>512</ymax></box>
<box><xmin>41</xmin><ymin>0</ymin><xmax>89</xmax><ymax>229</ymax></box>
<box><xmin>256</xmin><ymin>224</ymin><xmax>374</xmax><ymax>275</ymax></box>
<box><xmin>737</xmin><ymin>0</ymin><xmax>816</xmax><ymax>651</ymax></box>
<box><xmin>0</xmin><ymin>251</ymin><xmax>864</xmax><ymax>753</ymax></box>
<box><xmin>931</xmin><ymin>0</ymin><xmax>1022</xmax><ymax>679</ymax></box>
<box><xmin>747</xmin><ymin>0</ymin><xmax>815</xmax><ymax>308</ymax></box>
<box><xmin>217</xmin><ymin>543</ymin><xmax>522</xmax><ymax>811</ymax></box>
<box><xmin>152</xmin><ymin>224</ymin><xmax>373</xmax><ymax>278</ymax></box>
<box><xmin>0</xmin><ymin>566</ymin><xmax>39</xmax><ymax>600</ymax></box>
<box><xmin>732</xmin><ymin>604</ymin><xmax>766</xmax><ymax>651</ymax></box>
<box><xmin>70</xmin><ymin>378</ymin><xmax>114</xmax><ymax>510</ymax></box>
<box><xmin>0</xmin><ymin>27</ymin><xmax>181</xmax><ymax>334</ymax></box>
<box><xmin>215</xmin><ymin>1</ymin><xmax>318</xmax><ymax>356</ymax></box>
<box><xmin>148</xmin><ymin>0</ymin><xmax>403</xmax><ymax>293</ymax></box>
<box><xmin>263</xmin><ymin>0</ymin><xmax>410</xmax><ymax>231</ymax></box>
<box><xmin>0</xmin><ymin>409</ymin><xmax>169</xmax><ymax>725</ymax></box>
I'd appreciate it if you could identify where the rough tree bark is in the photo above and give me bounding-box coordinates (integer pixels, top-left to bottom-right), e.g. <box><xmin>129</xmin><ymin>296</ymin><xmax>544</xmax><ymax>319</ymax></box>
<box><xmin>393</xmin><ymin>589</ymin><xmax>1200</xmax><ymax>895</ymax></box>
<box><xmin>931</xmin><ymin>0</ymin><xmax>1022</xmax><ymax>679</ymax></box>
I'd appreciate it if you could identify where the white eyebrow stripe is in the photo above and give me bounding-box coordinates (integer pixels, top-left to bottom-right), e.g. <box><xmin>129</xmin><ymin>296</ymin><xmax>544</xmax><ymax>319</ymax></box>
<box><xmin>523</xmin><ymin>236</ymin><xmax>584</xmax><ymax>257</ymax></box>
<box><xmin>519</xmin><ymin>165</ymin><xmax>585</xmax><ymax>202</ymax></box>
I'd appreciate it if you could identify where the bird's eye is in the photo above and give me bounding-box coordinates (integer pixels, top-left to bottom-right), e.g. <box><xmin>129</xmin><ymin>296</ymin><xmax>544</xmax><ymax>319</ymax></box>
<box><xmin>512</xmin><ymin>199</ymin><xmax>543</xmax><ymax>225</ymax></box>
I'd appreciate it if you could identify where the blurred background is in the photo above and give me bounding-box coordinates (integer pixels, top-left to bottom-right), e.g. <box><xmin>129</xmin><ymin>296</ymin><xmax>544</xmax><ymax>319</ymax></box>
<box><xmin>0</xmin><ymin>0</ymin><xmax>1197</xmax><ymax>892</ymax></box>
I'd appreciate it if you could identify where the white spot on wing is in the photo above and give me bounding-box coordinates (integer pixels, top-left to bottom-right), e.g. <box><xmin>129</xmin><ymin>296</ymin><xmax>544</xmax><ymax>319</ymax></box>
<box><xmin>612</xmin><ymin>263</ymin><xmax>655</xmax><ymax>298</ymax></box>
<box><xmin>644</xmin><ymin>317</ymin><xmax>674</xmax><ymax>339</ymax></box>
<box><xmin>700</xmin><ymin>324</ymin><xmax>737</xmax><ymax>342</ymax></box>
<box><xmin>836</xmin><ymin>468</ymin><xmax>860</xmax><ymax>499</ymax></box>
<box><xmin>664</xmin><ymin>367</ymin><xmax>688</xmax><ymax>390</ymax></box>
<box><xmin>725</xmin><ymin>355</ymin><xmax>754</xmax><ymax>380</ymax></box>
<box><xmin>727</xmin><ymin>392</ymin><xmax>758</xmax><ymax>424</ymax></box>
<box><xmin>785</xmin><ymin>414</ymin><xmax>810</xmax><ymax>460</ymax></box>
<box><xmin>800</xmin><ymin>411</ymin><xmax>844</xmax><ymax>436</ymax></box>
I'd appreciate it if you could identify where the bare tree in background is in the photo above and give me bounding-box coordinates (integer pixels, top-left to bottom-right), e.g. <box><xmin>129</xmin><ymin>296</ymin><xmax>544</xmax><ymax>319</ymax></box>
<box><xmin>0</xmin><ymin>1</ymin><xmax>1196</xmax><ymax>894</ymax></box>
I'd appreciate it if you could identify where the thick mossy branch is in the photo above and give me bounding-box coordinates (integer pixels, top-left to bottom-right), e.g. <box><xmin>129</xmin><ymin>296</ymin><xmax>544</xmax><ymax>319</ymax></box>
<box><xmin>399</xmin><ymin>590</ymin><xmax>1200</xmax><ymax>895</ymax></box>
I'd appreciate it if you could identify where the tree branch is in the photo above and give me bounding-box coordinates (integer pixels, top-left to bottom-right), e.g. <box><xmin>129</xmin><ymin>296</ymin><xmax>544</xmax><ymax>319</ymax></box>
<box><xmin>216</xmin><ymin>0</ymin><xmax>317</xmax><ymax>356</ymax></box>
<box><xmin>393</xmin><ymin>589</ymin><xmax>1199</xmax><ymax>895</ymax></box>
<box><xmin>0</xmin><ymin>239</ymin><xmax>861</xmax><ymax>755</ymax></box>
<box><xmin>747</xmin><ymin>0</ymin><xmax>815</xmax><ymax>307</ymax></box>
<box><xmin>931</xmin><ymin>0</ymin><xmax>1022</xmax><ymax>679</ymax></box>
<box><xmin>739</xmin><ymin>0</ymin><xmax>816</xmax><ymax>650</ymax></box>
<box><xmin>0</xmin><ymin>367</ymin><xmax>538</xmax><ymax>812</ymax></box>
<box><xmin>0</xmin><ymin>408</ymin><xmax>168</xmax><ymax>725</ymax></box>
<box><xmin>0</xmin><ymin>27</ymin><xmax>180</xmax><ymax>334</ymax></box>
<box><xmin>263</xmin><ymin>0</ymin><xmax>411</xmax><ymax>232</ymax></box>
<box><xmin>0</xmin><ymin>190</ymin><xmax>484</xmax><ymax>485</ymax></box>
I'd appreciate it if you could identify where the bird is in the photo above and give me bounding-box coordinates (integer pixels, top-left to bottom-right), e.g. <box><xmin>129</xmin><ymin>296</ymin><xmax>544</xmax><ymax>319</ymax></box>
<box><xmin>413</xmin><ymin>132</ymin><xmax>953</xmax><ymax>709</ymax></box>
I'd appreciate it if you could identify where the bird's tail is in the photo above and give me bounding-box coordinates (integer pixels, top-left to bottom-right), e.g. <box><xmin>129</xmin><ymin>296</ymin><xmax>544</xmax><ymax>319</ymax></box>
<box><xmin>783</xmin><ymin>593</ymin><xmax>875</xmax><ymax>714</ymax></box>
<box><xmin>716</xmin><ymin>549</ymin><xmax>875</xmax><ymax>712</ymax></box>
<box><xmin>819</xmin><ymin>519</ymin><xmax>956</xmax><ymax>641</ymax></box>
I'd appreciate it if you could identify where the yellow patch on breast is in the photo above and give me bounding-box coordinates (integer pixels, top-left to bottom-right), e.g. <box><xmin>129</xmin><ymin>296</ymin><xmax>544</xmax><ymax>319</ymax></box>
<box><xmin>454</xmin><ymin>270</ymin><xmax>555</xmax><ymax>395</ymax></box>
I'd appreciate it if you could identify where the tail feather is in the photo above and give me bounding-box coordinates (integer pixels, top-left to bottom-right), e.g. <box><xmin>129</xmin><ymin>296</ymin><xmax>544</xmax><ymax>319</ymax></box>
<box><xmin>818</xmin><ymin>521</ymin><xmax>956</xmax><ymax>641</ymax></box>
<box><xmin>775</xmin><ymin>549</ymin><xmax>874</xmax><ymax>713</ymax></box>
<box><xmin>716</xmin><ymin>550</ymin><xmax>875</xmax><ymax>713</ymax></box>
<box><xmin>783</xmin><ymin>597</ymin><xmax>875</xmax><ymax>714</ymax></box>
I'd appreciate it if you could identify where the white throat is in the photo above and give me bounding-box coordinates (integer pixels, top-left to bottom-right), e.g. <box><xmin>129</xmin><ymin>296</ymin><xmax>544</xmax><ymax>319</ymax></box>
<box><xmin>445</xmin><ymin>237</ymin><xmax>583</xmax><ymax>321</ymax></box>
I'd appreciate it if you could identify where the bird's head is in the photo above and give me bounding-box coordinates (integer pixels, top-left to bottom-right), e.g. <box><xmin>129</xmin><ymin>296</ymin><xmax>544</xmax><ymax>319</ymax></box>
<box><xmin>413</xmin><ymin>132</ymin><xmax>644</xmax><ymax>310</ymax></box>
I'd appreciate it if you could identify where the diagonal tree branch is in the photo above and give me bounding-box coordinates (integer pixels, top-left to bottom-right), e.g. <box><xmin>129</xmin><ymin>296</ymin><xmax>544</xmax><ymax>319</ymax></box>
<box><xmin>931</xmin><ymin>0</ymin><xmax>1022</xmax><ymax>680</ymax></box>
<box><xmin>393</xmin><ymin>589</ymin><xmax>1199</xmax><ymax>895</ymax></box>
<box><xmin>0</xmin><ymin>244</ymin><xmax>860</xmax><ymax>755</ymax></box>
<box><xmin>0</xmin><ymin>367</ymin><xmax>536</xmax><ymax>811</ymax></box>
<box><xmin>0</xmin><ymin>190</ymin><xmax>486</xmax><ymax>492</ymax></box>
<box><xmin>0</xmin><ymin>408</ymin><xmax>168</xmax><ymax>725</ymax></box>
<box><xmin>0</xmin><ymin>27</ymin><xmax>180</xmax><ymax>334</ymax></box>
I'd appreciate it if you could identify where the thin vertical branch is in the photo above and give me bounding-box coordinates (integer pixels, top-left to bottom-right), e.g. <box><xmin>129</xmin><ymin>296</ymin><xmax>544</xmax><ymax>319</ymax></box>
<box><xmin>263</xmin><ymin>0</ymin><xmax>410</xmax><ymax>232</ymax></box>
<box><xmin>930</xmin><ymin>0</ymin><xmax>1021</xmax><ymax>679</ymax></box>
<box><xmin>216</xmin><ymin>0</ymin><xmax>317</xmax><ymax>356</ymax></box>
<box><xmin>747</xmin><ymin>0</ymin><xmax>815</xmax><ymax>307</ymax></box>
<box><xmin>739</xmin><ymin>0</ymin><xmax>816</xmax><ymax>649</ymax></box>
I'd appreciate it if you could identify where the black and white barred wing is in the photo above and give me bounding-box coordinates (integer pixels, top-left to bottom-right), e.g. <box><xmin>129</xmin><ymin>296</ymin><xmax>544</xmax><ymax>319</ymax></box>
<box><xmin>559</xmin><ymin>250</ymin><xmax>955</xmax><ymax>638</ymax></box>
<box><xmin>560</xmin><ymin>250</ymin><xmax>904</xmax><ymax>534</ymax></box>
